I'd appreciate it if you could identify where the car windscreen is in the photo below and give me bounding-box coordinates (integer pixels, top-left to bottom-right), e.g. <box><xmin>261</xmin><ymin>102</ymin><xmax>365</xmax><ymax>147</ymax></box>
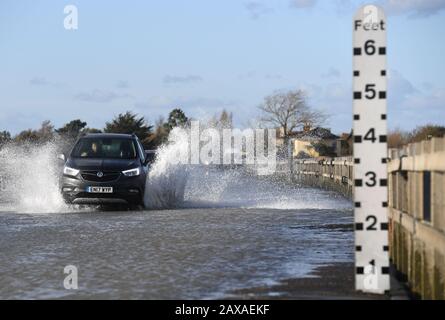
<box><xmin>71</xmin><ymin>138</ymin><xmax>138</xmax><ymax>159</ymax></box>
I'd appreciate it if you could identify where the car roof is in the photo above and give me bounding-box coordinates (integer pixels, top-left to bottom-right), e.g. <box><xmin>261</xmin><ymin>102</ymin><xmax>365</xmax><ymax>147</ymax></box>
<box><xmin>82</xmin><ymin>133</ymin><xmax>136</xmax><ymax>139</ymax></box>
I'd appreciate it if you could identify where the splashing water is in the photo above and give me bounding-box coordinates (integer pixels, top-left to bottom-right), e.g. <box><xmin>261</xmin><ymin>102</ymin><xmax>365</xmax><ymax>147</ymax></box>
<box><xmin>183</xmin><ymin>166</ymin><xmax>351</xmax><ymax>210</ymax></box>
<box><xmin>0</xmin><ymin>142</ymin><xmax>68</xmax><ymax>213</ymax></box>
<box><xmin>0</xmin><ymin>127</ymin><xmax>350</xmax><ymax>213</ymax></box>
<box><xmin>143</xmin><ymin>128</ymin><xmax>189</xmax><ymax>209</ymax></box>
<box><xmin>145</xmin><ymin>127</ymin><xmax>351</xmax><ymax>211</ymax></box>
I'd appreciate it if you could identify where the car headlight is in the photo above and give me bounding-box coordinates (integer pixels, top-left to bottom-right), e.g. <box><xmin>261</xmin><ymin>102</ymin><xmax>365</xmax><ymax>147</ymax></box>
<box><xmin>122</xmin><ymin>167</ymin><xmax>140</xmax><ymax>177</ymax></box>
<box><xmin>63</xmin><ymin>166</ymin><xmax>80</xmax><ymax>177</ymax></box>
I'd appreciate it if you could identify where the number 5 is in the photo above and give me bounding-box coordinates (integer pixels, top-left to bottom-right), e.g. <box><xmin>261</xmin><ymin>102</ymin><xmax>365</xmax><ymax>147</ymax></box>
<box><xmin>365</xmin><ymin>84</ymin><xmax>376</xmax><ymax>99</ymax></box>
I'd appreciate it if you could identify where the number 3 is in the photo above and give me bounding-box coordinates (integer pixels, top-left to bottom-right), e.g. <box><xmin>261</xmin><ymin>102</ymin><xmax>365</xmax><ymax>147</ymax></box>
<box><xmin>365</xmin><ymin>172</ymin><xmax>376</xmax><ymax>186</ymax></box>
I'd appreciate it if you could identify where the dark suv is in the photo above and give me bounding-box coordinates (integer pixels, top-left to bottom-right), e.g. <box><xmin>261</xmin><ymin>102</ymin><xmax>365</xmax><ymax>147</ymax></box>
<box><xmin>59</xmin><ymin>133</ymin><xmax>154</xmax><ymax>206</ymax></box>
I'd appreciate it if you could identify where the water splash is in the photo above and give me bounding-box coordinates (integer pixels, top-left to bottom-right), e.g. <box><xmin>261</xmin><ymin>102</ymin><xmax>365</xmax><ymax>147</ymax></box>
<box><xmin>183</xmin><ymin>166</ymin><xmax>351</xmax><ymax>210</ymax></box>
<box><xmin>0</xmin><ymin>142</ymin><xmax>68</xmax><ymax>213</ymax></box>
<box><xmin>142</xmin><ymin>126</ymin><xmax>351</xmax><ymax>211</ymax></box>
<box><xmin>0</xmin><ymin>127</ymin><xmax>350</xmax><ymax>213</ymax></box>
<box><xmin>143</xmin><ymin>128</ymin><xmax>189</xmax><ymax>209</ymax></box>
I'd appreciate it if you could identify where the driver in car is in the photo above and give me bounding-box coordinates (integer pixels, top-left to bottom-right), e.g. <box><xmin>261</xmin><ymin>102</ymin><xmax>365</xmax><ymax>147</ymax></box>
<box><xmin>80</xmin><ymin>141</ymin><xmax>99</xmax><ymax>157</ymax></box>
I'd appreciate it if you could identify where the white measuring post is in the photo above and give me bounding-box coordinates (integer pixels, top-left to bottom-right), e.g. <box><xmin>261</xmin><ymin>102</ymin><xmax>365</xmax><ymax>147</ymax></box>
<box><xmin>353</xmin><ymin>5</ymin><xmax>390</xmax><ymax>294</ymax></box>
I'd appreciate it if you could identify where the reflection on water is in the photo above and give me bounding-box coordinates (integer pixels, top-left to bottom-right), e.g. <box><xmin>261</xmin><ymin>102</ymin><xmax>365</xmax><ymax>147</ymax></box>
<box><xmin>0</xmin><ymin>204</ymin><xmax>353</xmax><ymax>299</ymax></box>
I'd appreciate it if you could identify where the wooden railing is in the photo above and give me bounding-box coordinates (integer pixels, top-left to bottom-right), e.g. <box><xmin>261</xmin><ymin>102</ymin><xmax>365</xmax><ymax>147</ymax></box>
<box><xmin>291</xmin><ymin>156</ymin><xmax>354</xmax><ymax>196</ymax></box>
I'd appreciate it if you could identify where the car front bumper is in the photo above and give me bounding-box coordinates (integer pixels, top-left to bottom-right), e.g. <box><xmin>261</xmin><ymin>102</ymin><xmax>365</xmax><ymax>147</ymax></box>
<box><xmin>61</xmin><ymin>175</ymin><xmax>146</xmax><ymax>205</ymax></box>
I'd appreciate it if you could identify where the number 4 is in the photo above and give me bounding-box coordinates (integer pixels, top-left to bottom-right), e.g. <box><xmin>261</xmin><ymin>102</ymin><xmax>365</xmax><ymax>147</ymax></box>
<box><xmin>364</xmin><ymin>128</ymin><xmax>377</xmax><ymax>143</ymax></box>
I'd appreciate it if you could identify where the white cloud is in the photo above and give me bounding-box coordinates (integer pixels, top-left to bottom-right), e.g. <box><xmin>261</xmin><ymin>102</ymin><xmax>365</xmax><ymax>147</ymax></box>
<box><xmin>324</xmin><ymin>82</ymin><xmax>349</xmax><ymax>101</ymax></box>
<box><xmin>384</xmin><ymin>70</ymin><xmax>445</xmax><ymax>128</ymax></box>
<box><xmin>404</xmin><ymin>87</ymin><xmax>445</xmax><ymax>109</ymax></box>
<box><xmin>136</xmin><ymin>95</ymin><xmax>237</xmax><ymax>110</ymax></box>
<box><xmin>388</xmin><ymin>69</ymin><xmax>417</xmax><ymax>104</ymax></box>
<box><xmin>293</xmin><ymin>70</ymin><xmax>445</xmax><ymax>132</ymax></box>
<box><xmin>299</xmin><ymin>83</ymin><xmax>324</xmax><ymax>98</ymax></box>
<box><xmin>333</xmin><ymin>0</ymin><xmax>355</xmax><ymax>14</ymax></box>
<box><xmin>29</xmin><ymin>77</ymin><xmax>63</xmax><ymax>87</ymax></box>
<box><xmin>237</xmin><ymin>71</ymin><xmax>283</xmax><ymax>80</ymax></box>
<box><xmin>29</xmin><ymin>77</ymin><xmax>50</xmax><ymax>86</ymax></box>
<box><xmin>290</xmin><ymin>0</ymin><xmax>318</xmax><ymax>9</ymax></box>
<box><xmin>388</xmin><ymin>89</ymin><xmax>445</xmax><ymax>129</ymax></box>
<box><xmin>245</xmin><ymin>1</ymin><xmax>273</xmax><ymax>19</ymax></box>
<box><xmin>322</xmin><ymin>67</ymin><xmax>341</xmax><ymax>78</ymax></box>
<box><xmin>116</xmin><ymin>80</ymin><xmax>129</xmax><ymax>89</ymax></box>
<box><xmin>74</xmin><ymin>90</ymin><xmax>132</xmax><ymax>103</ymax></box>
<box><xmin>380</xmin><ymin>0</ymin><xmax>445</xmax><ymax>18</ymax></box>
<box><xmin>237</xmin><ymin>71</ymin><xmax>257</xmax><ymax>79</ymax></box>
<box><xmin>133</xmin><ymin>95</ymin><xmax>241</xmax><ymax>123</ymax></box>
<box><xmin>265</xmin><ymin>74</ymin><xmax>283</xmax><ymax>80</ymax></box>
<box><xmin>163</xmin><ymin>75</ymin><xmax>203</xmax><ymax>85</ymax></box>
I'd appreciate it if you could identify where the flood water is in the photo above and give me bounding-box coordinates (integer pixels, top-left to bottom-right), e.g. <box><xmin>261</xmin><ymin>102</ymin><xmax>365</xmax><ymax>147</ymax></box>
<box><xmin>0</xmin><ymin>140</ymin><xmax>353</xmax><ymax>299</ymax></box>
<box><xmin>0</xmin><ymin>181</ymin><xmax>353</xmax><ymax>299</ymax></box>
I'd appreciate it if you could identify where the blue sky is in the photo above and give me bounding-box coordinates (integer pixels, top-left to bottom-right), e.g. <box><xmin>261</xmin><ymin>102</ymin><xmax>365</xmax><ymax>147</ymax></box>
<box><xmin>1</xmin><ymin>0</ymin><xmax>444</xmax><ymax>134</ymax></box>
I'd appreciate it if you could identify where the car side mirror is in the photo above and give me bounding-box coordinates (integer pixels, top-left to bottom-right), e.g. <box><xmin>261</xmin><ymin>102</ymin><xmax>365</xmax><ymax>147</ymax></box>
<box><xmin>57</xmin><ymin>154</ymin><xmax>66</xmax><ymax>162</ymax></box>
<box><xmin>144</xmin><ymin>151</ymin><xmax>156</xmax><ymax>165</ymax></box>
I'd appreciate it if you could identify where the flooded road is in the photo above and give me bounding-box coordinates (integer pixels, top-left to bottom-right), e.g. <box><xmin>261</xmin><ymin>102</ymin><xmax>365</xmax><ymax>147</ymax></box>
<box><xmin>0</xmin><ymin>204</ymin><xmax>352</xmax><ymax>299</ymax></box>
<box><xmin>0</xmin><ymin>141</ymin><xmax>353</xmax><ymax>299</ymax></box>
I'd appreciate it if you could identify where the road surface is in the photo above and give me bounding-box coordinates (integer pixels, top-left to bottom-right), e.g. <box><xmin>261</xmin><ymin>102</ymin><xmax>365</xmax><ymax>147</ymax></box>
<box><xmin>0</xmin><ymin>170</ymin><xmax>356</xmax><ymax>299</ymax></box>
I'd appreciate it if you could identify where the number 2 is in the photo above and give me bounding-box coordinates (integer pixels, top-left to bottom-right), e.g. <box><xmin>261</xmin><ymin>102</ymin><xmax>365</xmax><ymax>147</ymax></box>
<box><xmin>366</xmin><ymin>216</ymin><xmax>377</xmax><ymax>230</ymax></box>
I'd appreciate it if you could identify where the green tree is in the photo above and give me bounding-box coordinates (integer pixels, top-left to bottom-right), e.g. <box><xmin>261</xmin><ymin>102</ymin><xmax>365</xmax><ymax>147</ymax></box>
<box><xmin>104</xmin><ymin>111</ymin><xmax>153</xmax><ymax>148</ymax></box>
<box><xmin>0</xmin><ymin>131</ymin><xmax>11</xmax><ymax>147</ymax></box>
<box><xmin>56</xmin><ymin>119</ymin><xmax>87</xmax><ymax>141</ymax></box>
<box><xmin>148</xmin><ymin>116</ymin><xmax>169</xmax><ymax>149</ymax></box>
<box><xmin>14</xmin><ymin>120</ymin><xmax>54</xmax><ymax>144</ymax></box>
<box><xmin>14</xmin><ymin>129</ymin><xmax>39</xmax><ymax>143</ymax></box>
<box><xmin>83</xmin><ymin>128</ymin><xmax>102</xmax><ymax>134</ymax></box>
<box><xmin>218</xmin><ymin>109</ymin><xmax>233</xmax><ymax>129</ymax></box>
<box><xmin>164</xmin><ymin>108</ymin><xmax>189</xmax><ymax>131</ymax></box>
<box><xmin>209</xmin><ymin>109</ymin><xmax>233</xmax><ymax>129</ymax></box>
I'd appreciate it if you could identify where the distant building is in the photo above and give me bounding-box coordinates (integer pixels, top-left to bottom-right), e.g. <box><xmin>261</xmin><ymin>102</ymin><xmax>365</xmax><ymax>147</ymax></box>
<box><xmin>336</xmin><ymin>131</ymin><xmax>353</xmax><ymax>157</ymax></box>
<box><xmin>276</xmin><ymin>126</ymin><xmax>339</xmax><ymax>158</ymax></box>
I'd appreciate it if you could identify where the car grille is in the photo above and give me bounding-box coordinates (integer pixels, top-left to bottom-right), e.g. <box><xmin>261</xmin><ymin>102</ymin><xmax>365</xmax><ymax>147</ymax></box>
<box><xmin>81</xmin><ymin>171</ymin><xmax>121</xmax><ymax>182</ymax></box>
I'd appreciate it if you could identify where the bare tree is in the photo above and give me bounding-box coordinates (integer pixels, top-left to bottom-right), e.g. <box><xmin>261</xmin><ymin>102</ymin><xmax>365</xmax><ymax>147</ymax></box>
<box><xmin>387</xmin><ymin>128</ymin><xmax>408</xmax><ymax>149</ymax></box>
<box><xmin>211</xmin><ymin>109</ymin><xmax>233</xmax><ymax>129</ymax></box>
<box><xmin>258</xmin><ymin>89</ymin><xmax>327</xmax><ymax>140</ymax></box>
<box><xmin>14</xmin><ymin>120</ymin><xmax>54</xmax><ymax>144</ymax></box>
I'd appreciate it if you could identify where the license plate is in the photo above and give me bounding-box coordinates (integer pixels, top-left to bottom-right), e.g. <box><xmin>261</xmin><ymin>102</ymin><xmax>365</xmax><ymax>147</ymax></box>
<box><xmin>86</xmin><ymin>186</ymin><xmax>113</xmax><ymax>193</ymax></box>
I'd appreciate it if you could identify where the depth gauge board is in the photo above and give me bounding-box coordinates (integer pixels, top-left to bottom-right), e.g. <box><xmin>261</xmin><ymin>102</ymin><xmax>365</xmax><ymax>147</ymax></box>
<box><xmin>353</xmin><ymin>5</ymin><xmax>390</xmax><ymax>294</ymax></box>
